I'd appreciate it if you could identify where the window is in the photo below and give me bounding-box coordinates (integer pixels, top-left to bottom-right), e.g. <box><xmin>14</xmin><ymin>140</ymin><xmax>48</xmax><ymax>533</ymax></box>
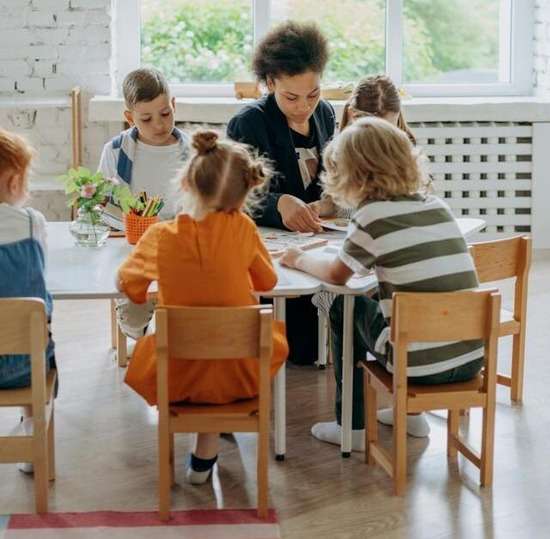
<box><xmin>114</xmin><ymin>0</ymin><xmax>533</xmax><ymax>97</ymax></box>
<box><xmin>141</xmin><ymin>0</ymin><xmax>253</xmax><ymax>83</ymax></box>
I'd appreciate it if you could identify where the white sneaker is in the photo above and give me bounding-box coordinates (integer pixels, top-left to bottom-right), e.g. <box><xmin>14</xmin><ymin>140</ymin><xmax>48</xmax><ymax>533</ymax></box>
<box><xmin>311</xmin><ymin>421</ymin><xmax>365</xmax><ymax>452</ymax></box>
<box><xmin>14</xmin><ymin>418</ymin><xmax>34</xmax><ymax>474</ymax></box>
<box><xmin>115</xmin><ymin>298</ymin><xmax>155</xmax><ymax>341</ymax></box>
<box><xmin>376</xmin><ymin>408</ymin><xmax>431</xmax><ymax>438</ymax></box>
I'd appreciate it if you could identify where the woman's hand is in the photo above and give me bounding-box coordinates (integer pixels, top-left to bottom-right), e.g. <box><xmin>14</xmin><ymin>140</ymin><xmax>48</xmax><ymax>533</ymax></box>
<box><xmin>280</xmin><ymin>247</ymin><xmax>304</xmax><ymax>270</ymax></box>
<box><xmin>277</xmin><ymin>194</ymin><xmax>322</xmax><ymax>233</ymax></box>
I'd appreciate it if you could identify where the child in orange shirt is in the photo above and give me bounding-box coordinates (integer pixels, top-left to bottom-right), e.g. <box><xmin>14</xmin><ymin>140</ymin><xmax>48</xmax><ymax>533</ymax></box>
<box><xmin>117</xmin><ymin>130</ymin><xmax>288</xmax><ymax>484</ymax></box>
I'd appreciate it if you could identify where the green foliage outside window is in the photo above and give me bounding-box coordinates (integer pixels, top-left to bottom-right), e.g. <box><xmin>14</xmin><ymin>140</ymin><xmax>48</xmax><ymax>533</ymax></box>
<box><xmin>141</xmin><ymin>0</ymin><xmax>499</xmax><ymax>85</ymax></box>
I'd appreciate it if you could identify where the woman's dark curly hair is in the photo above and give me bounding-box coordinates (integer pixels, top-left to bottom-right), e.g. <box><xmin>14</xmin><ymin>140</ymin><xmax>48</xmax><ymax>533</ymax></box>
<box><xmin>252</xmin><ymin>21</ymin><xmax>329</xmax><ymax>83</ymax></box>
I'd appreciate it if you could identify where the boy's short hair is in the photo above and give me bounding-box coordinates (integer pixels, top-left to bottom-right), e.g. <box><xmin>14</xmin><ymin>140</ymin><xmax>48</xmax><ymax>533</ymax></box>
<box><xmin>252</xmin><ymin>21</ymin><xmax>329</xmax><ymax>83</ymax></box>
<box><xmin>0</xmin><ymin>127</ymin><xmax>33</xmax><ymax>177</ymax></box>
<box><xmin>122</xmin><ymin>68</ymin><xmax>170</xmax><ymax>110</ymax></box>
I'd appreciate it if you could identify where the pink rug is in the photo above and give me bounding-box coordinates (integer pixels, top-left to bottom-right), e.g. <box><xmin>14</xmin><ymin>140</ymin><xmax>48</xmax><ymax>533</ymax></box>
<box><xmin>0</xmin><ymin>509</ymin><xmax>280</xmax><ymax>538</ymax></box>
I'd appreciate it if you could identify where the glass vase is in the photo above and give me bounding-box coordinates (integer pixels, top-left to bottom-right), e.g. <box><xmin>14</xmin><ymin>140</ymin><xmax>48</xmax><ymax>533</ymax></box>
<box><xmin>69</xmin><ymin>207</ymin><xmax>110</xmax><ymax>248</ymax></box>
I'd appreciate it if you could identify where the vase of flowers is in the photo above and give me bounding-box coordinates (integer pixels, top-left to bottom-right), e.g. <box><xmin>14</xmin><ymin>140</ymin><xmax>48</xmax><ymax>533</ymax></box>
<box><xmin>59</xmin><ymin>167</ymin><xmax>120</xmax><ymax>248</ymax></box>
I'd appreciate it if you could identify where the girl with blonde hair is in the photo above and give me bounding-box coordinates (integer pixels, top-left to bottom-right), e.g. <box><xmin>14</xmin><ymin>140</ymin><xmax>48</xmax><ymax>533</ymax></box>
<box><xmin>282</xmin><ymin>118</ymin><xmax>482</xmax><ymax>450</ymax></box>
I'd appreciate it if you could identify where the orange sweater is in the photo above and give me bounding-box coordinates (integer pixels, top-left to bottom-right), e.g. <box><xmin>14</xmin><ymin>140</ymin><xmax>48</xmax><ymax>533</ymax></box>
<box><xmin>118</xmin><ymin>211</ymin><xmax>288</xmax><ymax>406</ymax></box>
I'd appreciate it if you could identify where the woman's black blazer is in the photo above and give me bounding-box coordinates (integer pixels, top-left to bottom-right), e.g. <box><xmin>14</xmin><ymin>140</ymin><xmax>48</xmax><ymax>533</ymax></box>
<box><xmin>227</xmin><ymin>93</ymin><xmax>336</xmax><ymax>228</ymax></box>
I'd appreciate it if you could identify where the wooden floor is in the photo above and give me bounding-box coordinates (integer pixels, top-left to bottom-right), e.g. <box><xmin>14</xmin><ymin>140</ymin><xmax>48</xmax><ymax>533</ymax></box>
<box><xmin>1</xmin><ymin>251</ymin><xmax>550</xmax><ymax>538</ymax></box>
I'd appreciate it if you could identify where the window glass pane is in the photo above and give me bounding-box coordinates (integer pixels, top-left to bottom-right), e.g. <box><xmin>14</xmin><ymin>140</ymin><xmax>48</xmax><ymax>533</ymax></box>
<box><xmin>271</xmin><ymin>0</ymin><xmax>386</xmax><ymax>83</ymax></box>
<box><xmin>141</xmin><ymin>0</ymin><xmax>253</xmax><ymax>83</ymax></box>
<box><xmin>403</xmin><ymin>0</ymin><xmax>504</xmax><ymax>84</ymax></box>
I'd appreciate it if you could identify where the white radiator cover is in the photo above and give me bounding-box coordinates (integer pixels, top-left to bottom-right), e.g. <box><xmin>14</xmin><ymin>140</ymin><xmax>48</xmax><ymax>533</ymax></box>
<box><xmin>413</xmin><ymin>121</ymin><xmax>534</xmax><ymax>240</ymax></box>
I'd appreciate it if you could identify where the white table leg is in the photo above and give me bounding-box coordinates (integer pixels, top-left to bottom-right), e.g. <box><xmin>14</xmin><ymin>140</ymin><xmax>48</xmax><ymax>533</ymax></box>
<box><xmin>340</xmin><ymin>295</ymin><xmax>355</xmax><ymax>457</ymax></box>
<box><xmin>110</xmin><ymin>299</ymin><xmax>117</xmax><ymax>350</ymax></box>
<box><xmin>116</xmin><ymin>324</ymin><xmax>128</xmax><ymax>368</ymax></box>
<box><xmin>316</xmin><ymin>310</ymin><xmax>328</xmax><ymax>369</ymax></box>
<box><xmin>273</xmin><ymin>297</ymin><xmax>286</xmax><ymax>461</ymax></box>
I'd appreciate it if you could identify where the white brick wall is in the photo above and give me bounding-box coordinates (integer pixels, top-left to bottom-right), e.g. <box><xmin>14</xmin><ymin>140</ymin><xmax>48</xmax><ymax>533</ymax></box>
<box><xmin>534</xmin><ymin>0</ymin><xmax>550</xmax><ymax>95</ymax></box>
<box><xmin>0</xmin><ymin>0</ymin><xmax>113</xmax><ymax>219</ymax></box>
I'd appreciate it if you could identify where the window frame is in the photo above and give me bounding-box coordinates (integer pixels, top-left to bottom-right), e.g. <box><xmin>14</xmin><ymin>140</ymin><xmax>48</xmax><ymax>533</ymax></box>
<box><xmin>114</xmin><ymin>0</ymin><xmax>534</xmax><ymax>98</ymax></box>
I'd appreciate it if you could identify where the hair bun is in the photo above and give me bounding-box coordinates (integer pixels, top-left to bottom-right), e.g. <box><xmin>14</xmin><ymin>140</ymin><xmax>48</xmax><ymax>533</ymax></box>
<box><xmin>192</xmin><ymin>130</ymin><xmax>219</xmax><ymax>155</ymax></box>
<box><xmin>249</xmin><ymin>161</ymin><xmax>266</xmax><ymax>187</ymax></box>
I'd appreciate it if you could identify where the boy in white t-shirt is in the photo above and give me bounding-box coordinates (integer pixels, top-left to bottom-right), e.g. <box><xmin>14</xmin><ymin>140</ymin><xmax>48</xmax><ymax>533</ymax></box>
<box><xmin>98</xmin><ymin>67</ymin><xmax>189</xmax><ymax>219</ymax></box>
<box><xmin>98</xmin><ymin>68</ymin><xmax>190</xmax><ymax>340</ymax></box>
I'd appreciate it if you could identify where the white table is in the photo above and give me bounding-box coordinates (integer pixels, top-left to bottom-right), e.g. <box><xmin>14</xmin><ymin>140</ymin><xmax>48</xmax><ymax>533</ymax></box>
<box><xmin>46</xmin><ymin>218</ymin><xmax>485</xmax><ymax>458</ymax></box>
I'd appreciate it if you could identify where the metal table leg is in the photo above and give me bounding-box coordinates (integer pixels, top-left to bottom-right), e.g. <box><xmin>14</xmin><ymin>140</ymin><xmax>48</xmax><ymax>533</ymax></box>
<box><xmin>316</xmin><ymin>310</ymin><xmax>328</xmax><ymax>369</ymax></box>
<box><xmin>340</xmin><ymin>295</ymin><xmax>355</xmax><ymax>457</ymax></box>
<box><xmin>273</xmin><ymin>297</ymin><xmax>286</xmax><ymax>460</ymax></box>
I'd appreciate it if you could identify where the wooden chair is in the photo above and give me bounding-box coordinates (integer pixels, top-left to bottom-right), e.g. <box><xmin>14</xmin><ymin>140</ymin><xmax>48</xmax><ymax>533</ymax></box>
<box><xmin>156</xmin><ymin>305</ymin><xmax>273</xmax><ymax>521</ymax></box>
<box><xmin>363</xmin><ymin>290</ymin><xmax>501</xmax><ymax>495</ymax></box>
<box><xmin>469</xmin><ymin>236</ymin><xmax>531</xmax><ymax>402</ymax></box>
<box><xmin>0</xmin><ymin>298</ymin><xmax>57</xmax><ymax>513</ymax></box>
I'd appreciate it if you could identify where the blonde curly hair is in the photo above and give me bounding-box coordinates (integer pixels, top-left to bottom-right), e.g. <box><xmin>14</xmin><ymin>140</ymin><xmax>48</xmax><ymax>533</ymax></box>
<box><xmin>322</xmin><ymin>117</ymin><xmax>429</xmax><ymax>208</ymax></box>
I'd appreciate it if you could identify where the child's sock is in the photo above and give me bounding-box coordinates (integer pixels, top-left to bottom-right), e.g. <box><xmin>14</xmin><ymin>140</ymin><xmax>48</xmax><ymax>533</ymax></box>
<box><xmin>377</xmin><ymin>408</ymin><xmax>431</xmax><ymax>438</ymax></box>
<box><xmin>185</xmin><ymin>453</ymin><xmax>218</xmax><ymax>485</ymax></box>
<box><xmin>311</xmin><ymin>421</ymin><xmax>365</xmax><ymax>452</ymax></box>
<box><xmin>15</xmin><ymin>418</ymin><xmax>34</xmax><ymax>474</ymax></box>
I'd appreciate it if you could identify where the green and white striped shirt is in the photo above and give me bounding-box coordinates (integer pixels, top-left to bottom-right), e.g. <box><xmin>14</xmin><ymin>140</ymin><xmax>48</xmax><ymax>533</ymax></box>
<box><xmin>339</xmin><ymin>194</ymin><xmax>483</xmax><ymax>377</ymax></box>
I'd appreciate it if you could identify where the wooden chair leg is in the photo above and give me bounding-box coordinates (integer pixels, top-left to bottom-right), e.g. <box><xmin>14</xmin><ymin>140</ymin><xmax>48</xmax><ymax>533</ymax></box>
<box><xmin>393</xmin><ymin>402</ymin><xmax>407</xmax><ymax>496</ymax></box>
<box><xmin>169</xmin><ymin>433</ymin><xmax>175</xmax><ymax>487</ymax></box>
<box><xmin>158</xmin><ymin>423</ymin><xmax>171</xmax><ymax>521</ymax></box>
<box><xmin>447</xmin><ymin>409</ymin><xmax>459</xmax><ymax>459</ymax></box>
<box><xmin>257</xmin><ymin>427</ymin><xmax>269</xmax><ymax>519</ymax></box>
<box><xmin>510</xmin><ymin>331</ymin><xmax>526</xmax><ymax>403</ymax></box>
<box><xmin>365</xmin><ymin>372</ymin><xmax>377</xmax><ymax>465</ymax></box>
<box><xmin>480</xmin><ymin>401</ymin><xmax>496</xmax><ymax>487</ymax></box>
<box><xmin>110</xmin><ymin>299</ymin><xmax>117</xmax><ymax>350</ymax></box>
<box><xmin>48</xmin><ymin>410</ymin><xmax>56</xmax><ymax>481</ymax></box>
<box><xmin>33</xmin><ymin>426</ymin><xmax>49</xmax><ymax>513</ymax></box>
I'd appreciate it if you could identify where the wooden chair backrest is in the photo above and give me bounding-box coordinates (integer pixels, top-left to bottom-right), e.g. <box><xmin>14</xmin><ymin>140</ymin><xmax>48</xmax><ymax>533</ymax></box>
<box><xmin>469</xmin><ymin>236</ymin><xmax>531</xmax><ymax>283</ymax></box>
<box><xmin>0</xmin><ymin>298</ymin><xmax>47</xmax><ymax>355</ymax></box>
<box><xmin>155</xmin><ymin>305</ymin><xmax>273</xmax><ymax>409</ymax></box>
<box><xmin>0</xmin><ymin>298</ymin><xmax>49</xmax><ymax>408</ymax></box>
<box><xmin>156</xmin><ymin>305</ymin><xmax>272</xmax><ymax>360</ymax></box>
<box><xmin>391</xmin><ymin>290</ymin><xmax>501</xmax><ymax>343</ymax></box>
<box><xmin>469</xmin><ymin>235</ymin><xmax>531</xmax><ymax>321</ymax></box>
<box><xmin>390</xmin><ymin>290</ymin><xmax>501</xmax><ymax>394</ymax></box>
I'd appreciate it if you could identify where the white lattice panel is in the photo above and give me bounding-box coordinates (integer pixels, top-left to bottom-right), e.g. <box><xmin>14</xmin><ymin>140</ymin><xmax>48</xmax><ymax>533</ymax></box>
<box><xmin>413</xmin><ymin>121</ymin><xmax>533</xmax><ymax>237</ymax></box>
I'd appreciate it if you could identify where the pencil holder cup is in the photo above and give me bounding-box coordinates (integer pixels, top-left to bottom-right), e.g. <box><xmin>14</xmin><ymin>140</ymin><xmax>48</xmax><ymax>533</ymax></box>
<box><xmin>124</xmin><ymin>213</ymin><xmax>159</xmax><ymax>245</ymax></box>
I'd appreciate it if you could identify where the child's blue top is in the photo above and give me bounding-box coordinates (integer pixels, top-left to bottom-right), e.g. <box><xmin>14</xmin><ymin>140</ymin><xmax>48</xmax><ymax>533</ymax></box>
<box><xmin>0</xmin><ymin>203</ymin><xmax>54</xmax><ymax>388</ymax></box>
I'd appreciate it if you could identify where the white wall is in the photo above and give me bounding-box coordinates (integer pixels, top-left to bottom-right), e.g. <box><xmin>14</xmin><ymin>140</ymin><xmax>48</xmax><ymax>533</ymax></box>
<box><xmin>0</xmin><ymin>0</ymin><xmax>115</xmax><ymax>218</ymax></box>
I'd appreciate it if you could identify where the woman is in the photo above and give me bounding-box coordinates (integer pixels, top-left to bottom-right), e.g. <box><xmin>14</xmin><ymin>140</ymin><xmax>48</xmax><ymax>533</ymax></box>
<box><xmin>227</xmin><ymin>21</ymin><xmax>336</xmax><ymax>365</ymax></box>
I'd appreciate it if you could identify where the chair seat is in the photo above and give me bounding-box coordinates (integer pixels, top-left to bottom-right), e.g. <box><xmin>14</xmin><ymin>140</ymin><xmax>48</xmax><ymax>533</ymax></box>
<box><xmin>364</xmin><ymin>362</ymin><xmax>483</xmax><ymax>397</ymax></box>
<box><xmin>500</xmin><ymin>308</ymin><xmax>520</xmax><ymax>336</ymax></box>
<box><xmin>170</xmin><ymin>397</ymin><xmax>259</xmax><ymax>417</ymax></box>
<box><xmin>0</xmin><ymin>370</ymin><xmax>57</xmax><ymax>407</ymax></box>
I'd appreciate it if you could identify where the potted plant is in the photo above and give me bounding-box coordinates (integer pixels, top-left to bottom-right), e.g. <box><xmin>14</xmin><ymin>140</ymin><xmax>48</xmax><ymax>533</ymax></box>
<box><xmin>59</xmin><ymin>167</ymin><xmax>121</xmax><ymax>247</ymax></box>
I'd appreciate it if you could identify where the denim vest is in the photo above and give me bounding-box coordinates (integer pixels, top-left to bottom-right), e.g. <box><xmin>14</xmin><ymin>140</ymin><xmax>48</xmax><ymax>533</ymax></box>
<box><xmin>0</xmin><ymin>209</ymin><xmax>55</xmax><ymax>389</ymax></box>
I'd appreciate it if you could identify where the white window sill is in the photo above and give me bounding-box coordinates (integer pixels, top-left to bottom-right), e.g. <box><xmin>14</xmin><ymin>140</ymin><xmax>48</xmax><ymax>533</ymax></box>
<box><xmin>89</xmin><ymin>95</ymin><xmax>550</xmax><ymax>124</ymax></box>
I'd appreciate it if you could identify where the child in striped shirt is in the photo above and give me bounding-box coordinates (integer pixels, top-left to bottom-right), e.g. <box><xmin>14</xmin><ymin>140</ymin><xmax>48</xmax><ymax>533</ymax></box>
<box><xmin>281</xmin><ymin>117</ymin><xmax>482</xmax><ymax>450</ymax></box>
